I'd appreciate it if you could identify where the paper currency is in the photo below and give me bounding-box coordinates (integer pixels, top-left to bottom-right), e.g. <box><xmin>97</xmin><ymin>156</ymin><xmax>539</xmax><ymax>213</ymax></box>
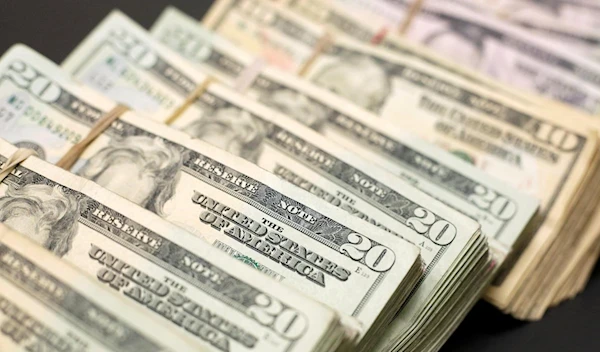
<box><xmin>171</xmin><ymin>82</ymin><xmax>492</xmax><ymax>352</ymax></box>
<box><xmin>202</xmin><ymin>1</ymin><xmax>530</xmax><ymax>105</ymax></box>
<box><xmin>60</xmin><ymin>14</ymin><xmax>427</xmax><ymax>348</ymax></box>
<box><xmin>201</xmin><ymin>0</ymin><xmax>600</xmax><ymax>320</ymax></box>
<box><xmin>2</xmin><ymin>3</ymin><xmax>596</xmax><ymax>352</ymax></box>
<box><xmin>280</xmin><ymin>0</ymin><xmax>600</xmax><ymax>318</ymax></box>
<box><xmin>445</xmin><ymin>0</ymin><xmax>600</xmax><ymax>62</ymax></box>
<box><xmin>302</xmin><ymin>38</ymin><xmax>600</xmax><ymax>316</ymax></box>
<box><xmin>446</xmin><ymin>0</ymin><xmax>600</xmax><ymax>300</ymax></box>
<box><xmin>0</xmin><ymin>223</ymin><xmax>203</xmax><ymax>352</ymax></box>
<box><xmin>0</xmin><ymin>137</ymin><xmax>349</xmax><ymax>352</ymax></box>
<box><xmin>0</xmin><ymin>41</ymin><xmax>422</xmax><ymax>350</ymax></box>
<box><xmin>77</xmin><ymin>108</ymin><xmax>426</xmax><ymax>347</ymax></box>
<box><xmin>151</xmin><ymin>17</ymin><xmax>545</xmax><ymax>325</ymax></box>
<box><xmin>61</xmin><ymin>11</ymin><xmax>209</xmax><ymax>121</ymax></box>
<box><xmin>202</xmin><ymin>0</ymin><xmax>327</xmax><ymax>73</ymax></box>
<box><xmin>288</xmin><ymin>0</ymin><xmax>600</xmax><ymax>114</ymax></box>
<box><xmin>0</xmin><ymin>44</ymin><xmax>115</xmax><ymax>164</ymax></box>
<box><xmin>152</xmin><ymin>6</ymin><xmax>538</xmax><ymax>254</ymax></box>
<box><xmin>152</xmin><ymin>7</ymin><xmax>256</xmax><ymax>82</ymax></box>
<box><xmin>490</xmin><ymin>0</ymin><xmax>600</xmax><ymax>29</ymax></box>
<box><xmin>404</xmin><ymin>1</ymin><xmax>600</xmax><ymax>114</ymax></box>
<box><xmin>507</xmin><ymin>22</ymin><xmax>600</xmax><ymax>62</ymax></box>
<box><xmin>58</xmin><ymin>10</ymin><xmax>519</xmax><ymax>351</ymax></box>
<box><xmin>79</xmin><ymin>9</ymin><xmax>505</xmax><ymax>352</ymax></box>
<box><xmin>153</xmin><ymin>9</ymin><xmax>542</xmax><ymax>314</ymax></box>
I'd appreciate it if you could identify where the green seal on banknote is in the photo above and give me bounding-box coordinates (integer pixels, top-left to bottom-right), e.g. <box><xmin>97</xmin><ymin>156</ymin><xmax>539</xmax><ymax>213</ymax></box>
<box><xmin>451</xmin><ymin>150</ymin><xmax>475</xmax><ymax>165</ymax></box>
<box><xmin>234</xmin><ymin>253</ymin><xmax>261</xmax><ymax>270</ymax></box>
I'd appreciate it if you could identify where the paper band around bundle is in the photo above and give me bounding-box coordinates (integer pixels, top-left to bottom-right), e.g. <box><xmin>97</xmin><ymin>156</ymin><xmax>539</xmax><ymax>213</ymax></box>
<box><xmin>399</xmin><ymin>0</ymin><xmax>426</xmax><ymax>35</ymax></box>
<box><xmin>56</xmin><ymin>104</ymin><xmax>129</xmax><ymax>170</ymax></box>
<box><xmin>164</xmin><ymin>76</ymin><xmax>217</xmax><ymax>125</ymax></box>
<box><xmin>233</xmin><ymin>58</ymin><xmax>266</xmax><ymax>93</ymax></box>
<box><xmin>0</xmin><ymin>148</ymin><xmax>37</xmax><ymax>182</ymax></box>
<box><xmin>298</xmin><ymin>32</ymin><xmax>334</xmax><ymax>77</ymax></box>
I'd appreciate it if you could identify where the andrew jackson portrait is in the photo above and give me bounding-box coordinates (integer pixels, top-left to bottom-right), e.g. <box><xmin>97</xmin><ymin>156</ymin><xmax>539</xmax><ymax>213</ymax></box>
<box><xmin>0</xmin><ymin>183</ymin><xmax>79</xmax><ymax>257</ymax></box>
<box><xmin>78</xmin><ymin>135</ymin><xmax>182</xmax><ymax>217</ymax></box>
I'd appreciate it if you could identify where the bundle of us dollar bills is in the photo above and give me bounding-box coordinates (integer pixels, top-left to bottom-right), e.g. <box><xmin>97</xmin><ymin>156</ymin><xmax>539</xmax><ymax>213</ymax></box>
<box><xmin>0</xmin><ymin>0</ymin><xmax>590</xmax><ymax>351</ymax></box>
<box><xmin>198</xmin><ymin>0</ymin><xmax>600</xmax><ymax>322</ymax></box>
<box><xmin>0</xmin><ymin>135</ymin><xmax>357</xmax><ymax>352</ymax></box>
<box><xmin>152</xmin><ymin>7</ymin><xmax>544</xmax><ymax>350</ymax></box>
<box><xmin>0</xmin><ymin>44</ymin><xmax>425</xmax><ymax>351</ymax></box>
<box><xmin>0</xmin><ymin>222</ymin><xmax>203</xmax><ymax>352</ymax></box>
<box><xmin>304</xmin><ymin>0</ymin><xmax>600</xmax><ymax>309</ymax></box>
<box><xmin>454</xmin><ymin>0</ymin><xmax>600</xmax><ymax>62</ymax></box>
<box><xmin>284</xmin><ymin>0</ymin><xmax>600</xmax><ymax>115</ymax></box>
<box><xmin>53</xmin><ymin>7</ymin><xmax>531</xmax><ymax>352</ymax></box>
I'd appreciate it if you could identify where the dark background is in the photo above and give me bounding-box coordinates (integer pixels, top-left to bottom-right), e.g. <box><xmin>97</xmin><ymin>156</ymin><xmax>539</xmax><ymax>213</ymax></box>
<box><xmin>1</xmin><ymin>1</ymin><xmax>598</xmax><ymax>351</ymax></box>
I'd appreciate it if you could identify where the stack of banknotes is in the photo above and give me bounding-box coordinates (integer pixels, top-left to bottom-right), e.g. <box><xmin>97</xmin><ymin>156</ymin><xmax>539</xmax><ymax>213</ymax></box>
<box><xmin>198</xmin><ymin>0</ymin><xmax>600</xmax><ymax>321</ymax></box>
<box><xmin>284</xmin><ymin>0</ymin><xmax>600</xmax><ymax>320</ymax></box>
<box><xmin>0</xmin><ymin>0</ymin><xmax>597</xmax><ymax>351</ymax></box>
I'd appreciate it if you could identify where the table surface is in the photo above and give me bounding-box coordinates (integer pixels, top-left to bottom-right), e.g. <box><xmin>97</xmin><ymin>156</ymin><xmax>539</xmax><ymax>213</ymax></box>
<box><xmin>1</xmin><ymin>1</ymin><xmax>598</xmax><ymax>351</ymax></box>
